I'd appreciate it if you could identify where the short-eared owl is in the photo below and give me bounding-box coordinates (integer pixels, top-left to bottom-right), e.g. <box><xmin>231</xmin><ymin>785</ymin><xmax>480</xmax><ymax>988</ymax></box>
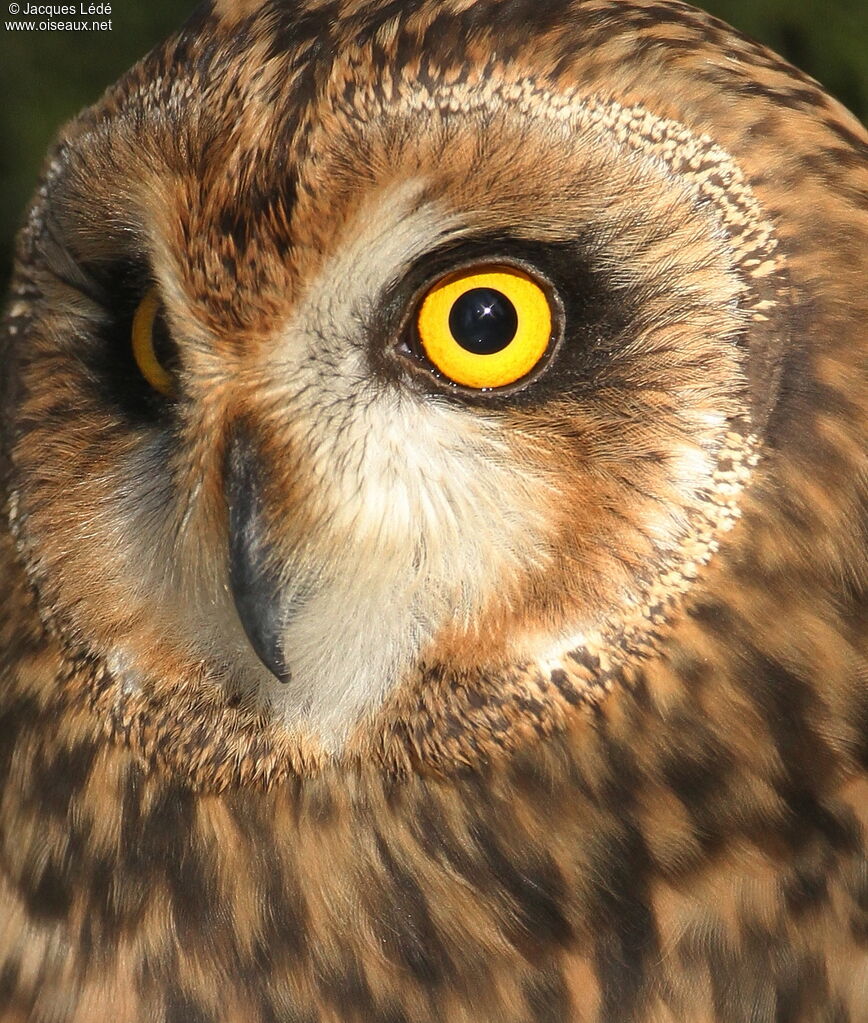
<box><xmin>1</xmin><ymin>1</ymin><xmax>866</xmax><ymax>1020</ymax></box>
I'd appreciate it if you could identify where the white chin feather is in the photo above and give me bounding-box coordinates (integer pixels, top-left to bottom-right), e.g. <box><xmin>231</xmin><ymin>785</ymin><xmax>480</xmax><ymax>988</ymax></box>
<box><xmin>263</xmin><ymin>393</ymin><xmax>554</xmax><ymax>750</ymax></box>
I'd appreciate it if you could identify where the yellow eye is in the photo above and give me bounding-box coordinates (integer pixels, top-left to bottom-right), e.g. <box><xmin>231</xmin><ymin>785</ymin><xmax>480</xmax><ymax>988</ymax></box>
<box><xmin>131</xmin><ymin>287</ymin><xmax>176</xmax><ymax>397</ymax></box>
<box><xmin>415</xmin><ymin>266</ymin><xmax>553</xmax><ymax>389</ymax></box>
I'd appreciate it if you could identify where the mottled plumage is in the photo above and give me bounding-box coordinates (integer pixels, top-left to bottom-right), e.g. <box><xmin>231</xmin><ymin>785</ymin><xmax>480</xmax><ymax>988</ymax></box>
<box><xmin>1</xmin><ymin>0</ymin><xmax>867</xmax><ymax>1020</ymax></box>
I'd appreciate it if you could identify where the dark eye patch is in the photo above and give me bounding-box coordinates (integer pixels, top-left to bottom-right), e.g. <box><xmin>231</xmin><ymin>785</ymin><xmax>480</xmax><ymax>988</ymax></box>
<box><xmin>372</xmin><ymin>230</ymin><xmax>635</xmax><ymax>409</ymax></box>
<box><xmin>75</xmin><ymin>259</ymin><xmax>181</xmax><ymax>425</ymax></box>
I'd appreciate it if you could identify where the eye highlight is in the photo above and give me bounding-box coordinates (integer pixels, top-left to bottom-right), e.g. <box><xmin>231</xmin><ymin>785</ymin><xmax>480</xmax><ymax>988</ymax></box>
<box><xmin>414</xmin><ymin>266</ymin><xmax>553</xmax><ymax>389</ymax></box>
<box><xmin>131</xmin><ymin>287</ymin><xmax>176</xmax><ymax>397</ymax></box>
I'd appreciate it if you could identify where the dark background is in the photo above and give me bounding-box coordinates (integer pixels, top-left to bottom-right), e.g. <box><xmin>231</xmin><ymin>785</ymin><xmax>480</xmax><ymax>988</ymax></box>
<box><xmin>1</xmin><ymin>0</ymin><xmax>866</xmax><ymax>290</ymax></box>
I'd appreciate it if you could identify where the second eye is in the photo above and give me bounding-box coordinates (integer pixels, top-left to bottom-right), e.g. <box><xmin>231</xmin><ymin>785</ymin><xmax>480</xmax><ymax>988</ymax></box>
<box><xmin>131</xmin><ymin>287</ymin><xmax>179</xmax><ymax>398</ymax></box>
<box><xmin>413</xmin><ymin>266</ymin><xmax>555</xmax><ymax>389</ymax></box>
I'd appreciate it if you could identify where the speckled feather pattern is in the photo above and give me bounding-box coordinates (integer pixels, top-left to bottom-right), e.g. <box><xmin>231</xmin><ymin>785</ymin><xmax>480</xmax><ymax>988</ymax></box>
<box><xmin>1</xmin><ymin>0</ymin><xmax>867</xmax><ymax>1020</ymax></box>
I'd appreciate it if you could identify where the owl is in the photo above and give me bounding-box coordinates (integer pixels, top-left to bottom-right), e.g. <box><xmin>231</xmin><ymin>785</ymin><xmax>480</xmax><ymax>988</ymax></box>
<box><xmin>0</xmin><ymin>0</ymin><xmax>866</xmax><ymax>1020</ymax></box>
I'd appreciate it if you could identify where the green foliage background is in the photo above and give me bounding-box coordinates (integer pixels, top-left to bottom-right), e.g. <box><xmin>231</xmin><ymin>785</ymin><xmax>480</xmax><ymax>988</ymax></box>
<box><xmin>1</xmin><ymin>0</ymin><xmax>866</xmax><ymax>290</ymax></box>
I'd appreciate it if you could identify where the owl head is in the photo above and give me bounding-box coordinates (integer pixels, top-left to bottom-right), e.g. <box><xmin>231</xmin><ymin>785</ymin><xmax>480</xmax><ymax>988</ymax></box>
<box><xmin>3</xmin><ymin>0</ymin><xmax>864</xmax><ymax>782</ymax></box>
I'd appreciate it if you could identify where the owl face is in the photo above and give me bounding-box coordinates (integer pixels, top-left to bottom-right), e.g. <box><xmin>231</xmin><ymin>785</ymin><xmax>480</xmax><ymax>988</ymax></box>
<box><xmin>3</xmin><ymin>0</ymin><xmax>786</xmax><ymax>769</ymax></box>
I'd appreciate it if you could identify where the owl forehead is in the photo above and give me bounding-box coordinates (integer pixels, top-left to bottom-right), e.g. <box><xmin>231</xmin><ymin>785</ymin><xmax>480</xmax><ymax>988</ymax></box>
<box><xmin>82</xmin><ymin>0</ymin><xmax>652</xmax><ymax>334</ymax></box>
<box><xmin>122</xmin><ymin>84</ymin><xmax>711</xmax><ymax>359</ymax></box>
<box><xmin>42</xmin><ymin>0</ymin><xmax>769</xmax><ymax>423</ymax></box>
<box><xmin>46</xmin><ymin>0</ymin><xmax>773</xmax><ymax>360</ymax></box>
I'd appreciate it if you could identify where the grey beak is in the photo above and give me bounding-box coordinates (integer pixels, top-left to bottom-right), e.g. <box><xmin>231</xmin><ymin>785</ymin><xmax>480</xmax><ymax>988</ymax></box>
<box><xmin>225</xmin><ymin>430</ymin><xmax>291</xmax><ymax>684</ymax></box>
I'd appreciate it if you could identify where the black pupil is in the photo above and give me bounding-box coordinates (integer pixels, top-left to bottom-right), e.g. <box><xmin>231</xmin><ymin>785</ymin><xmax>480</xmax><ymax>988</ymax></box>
<box><xmin>448</xmin><ymin>287</ymin><xmax>518</xmax><ymax>355</ymax></box>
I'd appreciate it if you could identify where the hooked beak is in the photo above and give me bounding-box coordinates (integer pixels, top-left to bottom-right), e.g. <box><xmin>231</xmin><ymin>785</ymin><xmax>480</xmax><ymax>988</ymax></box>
<box><xmin>225</xmin><ymin>431</ymin><xmax>292</xmax><ymax>684</ymax></box>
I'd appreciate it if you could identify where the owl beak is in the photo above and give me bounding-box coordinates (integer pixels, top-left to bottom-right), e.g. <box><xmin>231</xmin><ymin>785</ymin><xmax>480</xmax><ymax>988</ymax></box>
<box><xmin>225</xmin><ymin>433</ymin><xmax>292</xmax><ymax>684</ymax></box>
